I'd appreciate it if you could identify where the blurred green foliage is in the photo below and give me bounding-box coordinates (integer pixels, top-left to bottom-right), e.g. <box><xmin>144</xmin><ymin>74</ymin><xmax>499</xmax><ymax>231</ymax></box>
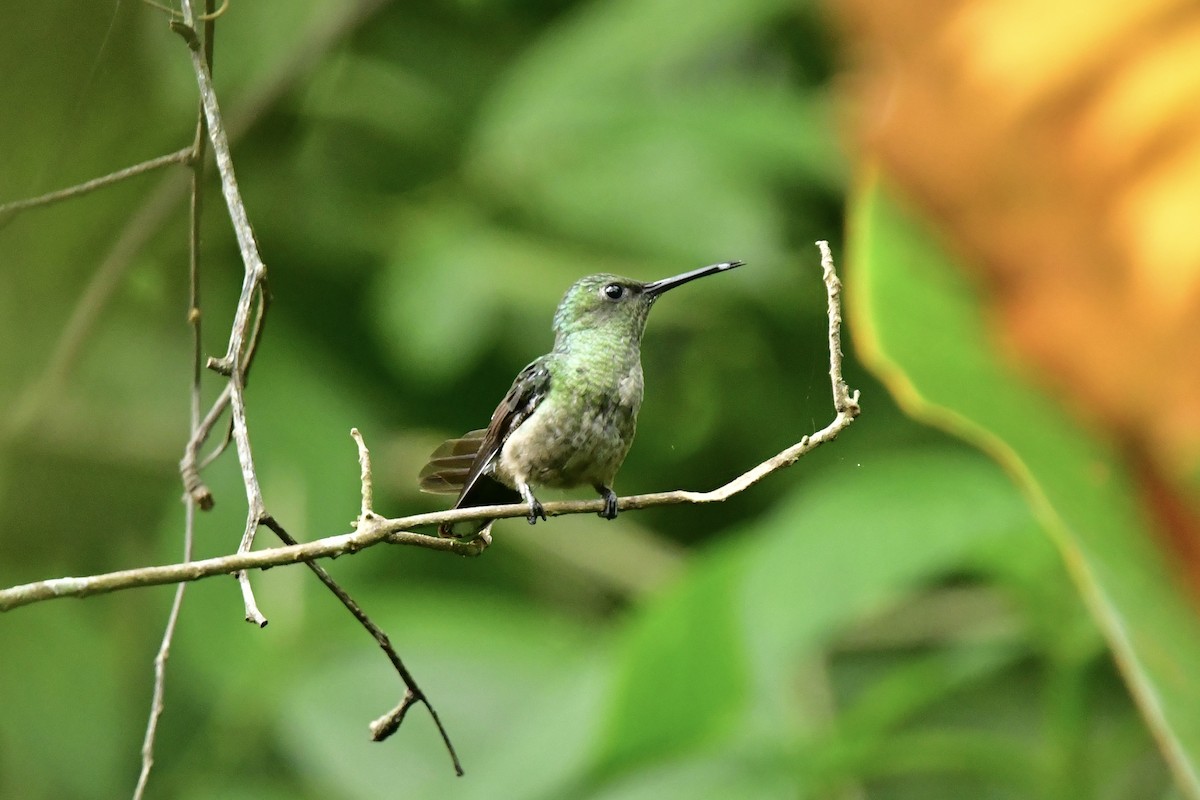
<box><xmin>0</xmin><ymin>2</ymin><xmax>1178</xmax><ymax>799</ymax></box>
<box><xmin>851</xmin><ymin>184</ymin><xmax>1200</xmax><ymax>798</ymax></box>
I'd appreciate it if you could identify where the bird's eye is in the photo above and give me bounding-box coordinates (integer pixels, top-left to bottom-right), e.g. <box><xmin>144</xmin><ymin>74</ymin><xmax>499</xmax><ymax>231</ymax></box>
<box><xmin>603</xmin><ymin>283</ymin><xmax>624</xmax><ymax>300</ymax></box>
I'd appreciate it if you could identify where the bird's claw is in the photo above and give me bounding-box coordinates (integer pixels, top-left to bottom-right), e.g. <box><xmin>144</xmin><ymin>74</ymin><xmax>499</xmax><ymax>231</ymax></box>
<box><xmin>527</xmin><ymin>499</ymin><xmax>547</xmax><ymax>525</ymax></box>
<box><xmin>599</xmin><ymin>488</ymin><xmax>619</xmax><ymax>520</ymax></box>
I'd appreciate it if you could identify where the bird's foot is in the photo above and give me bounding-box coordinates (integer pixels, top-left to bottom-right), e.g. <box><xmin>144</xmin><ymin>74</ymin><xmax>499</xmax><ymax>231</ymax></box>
<box><xmin>517</xmin><ymin>481</ymin><xmax>547</xmax><ymax>525</ymax></box>
<box><xmin>597</xmin><ymin>486</ymin><xmax>619</xmax><ymax>520</ymax></box>
<box><xmin>527</xmin><ymin>498</ymin><xmax>547</xmax><ymax>525</ymax></box>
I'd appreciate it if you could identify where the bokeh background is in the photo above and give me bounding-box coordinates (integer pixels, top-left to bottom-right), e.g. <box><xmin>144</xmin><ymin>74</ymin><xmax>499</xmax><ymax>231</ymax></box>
<box><xmin>2</xmin><ymin>1</ymin><xmax>1198</xmax><ymax>798</ymax></box>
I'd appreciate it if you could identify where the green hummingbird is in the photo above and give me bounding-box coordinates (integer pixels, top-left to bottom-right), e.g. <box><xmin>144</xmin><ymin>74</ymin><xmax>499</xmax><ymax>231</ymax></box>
<box><xmin>419</xmin><ymin>260</ymin><xmax>744</xmax><ymax>539</ymax></box>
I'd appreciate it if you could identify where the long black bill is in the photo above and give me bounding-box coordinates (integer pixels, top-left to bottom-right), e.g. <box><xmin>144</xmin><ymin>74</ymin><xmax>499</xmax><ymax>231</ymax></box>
<box><xmin>643</xmin><ymin>260</ymin><xmax>745</xmax><ymax>298</ymax></box>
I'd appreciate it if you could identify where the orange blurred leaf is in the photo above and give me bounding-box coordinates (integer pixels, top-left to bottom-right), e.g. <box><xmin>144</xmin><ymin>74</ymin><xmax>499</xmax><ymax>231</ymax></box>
<box><xmin>835</xmin><ymin>0</ymin><xmax>1200</xmax><ymax>491</ymax></box>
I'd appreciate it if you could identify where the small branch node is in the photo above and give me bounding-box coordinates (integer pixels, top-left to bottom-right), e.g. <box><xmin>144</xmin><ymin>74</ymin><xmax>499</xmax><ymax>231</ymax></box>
<box><xmin>190</xmin><ymin>486</ymin><xmax>215</xmax><ymax>512</ymax></box>
<box><xmin>180</xmin><ymin>459</ymin><xmax>214</xmax><ymax>511</ymax></box>
<box><xmin>370</xmin><ymin>690</ymin><xmax>417</xmax><ymax>742</ymax></box>
<box><xmin>236</xmin><ymin>569</ymin><xmax>268</xmax><ymax>627</ymax></box>
<box><xmin>206</xmin><ymin>355</ymin><xmax>232</xmax><ymax>375</ymax></box>
<box><xmin>844</xmin><ymin>390</ymin><xmax>862</xmax><ymax>417</ymax></box>
<box><xmin>168</xmin><ymin>20</ymin><xmax>201</xmax><ymax>51</ymax></box>
<box><xmin>351</xmin><ymin>428</ymin><xmax>375</xmax><ymax>518</ymax></box>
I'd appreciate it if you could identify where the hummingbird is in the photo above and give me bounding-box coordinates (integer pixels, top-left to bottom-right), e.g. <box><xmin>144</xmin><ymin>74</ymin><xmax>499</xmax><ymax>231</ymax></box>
<box><xmin>419</xmin><ymin>260</ymin><xmax>745</xmax><ymax>539</ymax></box>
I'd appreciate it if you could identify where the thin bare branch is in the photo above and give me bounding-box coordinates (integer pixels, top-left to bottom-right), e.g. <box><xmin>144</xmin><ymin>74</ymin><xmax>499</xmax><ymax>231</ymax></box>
<box><xmin>248</xmin><ymin>429</ymin><xmax>464</xmax><ymax>768</ymax></box>
<box><xmin>236</xmin><ymin>566</ymin><xmax>268</xmax><ymax>627</ymax></box>
<box><xmin>261</xmin><ymin>516</ymin><xmax>464</xmax><ymax>775</ymax></box>
<box><xmin>231</xmin><ymin>358</ymin><xmax>268</xmax><ymax>625</ymax></box>
<box><xmin>177</xmin><ymin>1</ymin><xmax>267</xmax><ymax>375</ymax></box>
<box><xmin>818</xmin><ymin>240</ymin><xmax>856</xmax><ymax>414</ymax></box>
<box><xmin>134</xmin><ymin>9</ymin><xmax>215</xmax><ymax>797</ymax></box>
<box><xmin>168</xmin><ymin>8</ymin><xmax>463</xmax><ymax>768</ymax></box>
<box><xmin>175</xmin><ymin>0</ymin><xmax>274</xmax><ymax>623</ymax></box>
<box><xmin>352</xmin><ymin>428</ymin><xmax>375</xmax><ymax>517</ymax></box>
<box><xmin>0</xmin><ymin>148</ymin><xmax>192</xmax><ymax>224</ymax></box>
<box><xmin>132</xmin><ymin>504</ymin><xmax>196</xmax><ymax>800</ymax></box>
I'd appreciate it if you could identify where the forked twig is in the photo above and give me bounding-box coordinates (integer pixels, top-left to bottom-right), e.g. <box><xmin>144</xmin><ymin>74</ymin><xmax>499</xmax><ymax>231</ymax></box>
<box><xmin>262</xmin><ymin>511</ymin><xmax>465</xmax><ymax>775</ymax></box>
<box><xmin>349</xmin><ymin>428</ymin><xmax>466</xmax><ymax>764</ymax></box>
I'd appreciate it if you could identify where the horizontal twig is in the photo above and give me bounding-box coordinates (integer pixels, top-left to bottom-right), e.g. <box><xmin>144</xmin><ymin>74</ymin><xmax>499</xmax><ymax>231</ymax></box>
<box><xmin>0</xmin><ymin>148</ymin><xmax>193</xmax><ymax>223</ymax></box>
<box><xmin>0</xmin><ymin>402</ymin><xmax>856</xmax><ymax>613</ymax></box>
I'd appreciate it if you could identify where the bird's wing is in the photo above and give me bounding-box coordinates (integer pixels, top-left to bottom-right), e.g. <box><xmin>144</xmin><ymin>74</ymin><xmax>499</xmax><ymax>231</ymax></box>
<box><xmin>418</xmin><ymin>357</ymin><xmax>552</xmax><ymax>506</ymax></box>
<box><xmin>454</xmin><ymin>358</ymin><xmax>551</xmax><ymax>506</ymax></box>
<box><xmin>418</xmin><ymin>428</ymin><xmax>488</xmax><ymax>494</ymax></box>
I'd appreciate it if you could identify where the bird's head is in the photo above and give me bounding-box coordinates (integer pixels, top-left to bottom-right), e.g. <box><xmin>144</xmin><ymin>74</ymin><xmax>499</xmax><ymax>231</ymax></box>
<box><xmin>551</xmin><ymin>261</ymin><xmax>744</xmax><ymax>348</ymax></box>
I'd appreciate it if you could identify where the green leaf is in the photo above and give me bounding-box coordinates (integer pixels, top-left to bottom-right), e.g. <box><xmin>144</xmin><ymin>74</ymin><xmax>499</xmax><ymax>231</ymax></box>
<box><xmin>806</xmin><ymin>644</ymin><xmax>1031</xmax><ymax>790</ymax></box>
<box><xmin>848</xmin><ymin>177</ymin><xmax>1200</xmax><ymax>796</ymax></box>
<box><xmin>738</xmin><ymin>448</ymin><xmax>1036</xmax><ymax>739</ymax></box>
<box><xmin>592</xmin><ymin>446</ymin><xmax>1036</xmax><ymax>779</ymax></box>
<box><xmin>595</xmin><ymin>546</ymin><xmax>750</xmax><ymax>775</ymax></box>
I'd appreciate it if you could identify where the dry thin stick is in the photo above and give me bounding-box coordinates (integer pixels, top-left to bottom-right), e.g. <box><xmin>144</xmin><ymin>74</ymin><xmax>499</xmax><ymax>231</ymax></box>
<box><xmin>230</xmin><ymin>358</ymin><xmax>268</xmax><ymax>627</ymax></box>
<box><xmin>348</xmin><ymin>429</ymin><xmax>465</xmax><ymax>763</ymax></box>
<box><xmin>132</xmin><ymin>503</ymin><xmax>196</xmax><ymax>799</ymax></box>
<box><xmin>176</xmin><ymin>3</ymin><xmax>265</xmax><ymax>374</ymax></box>
<box><xmin>179</xmin><ymin>284</ymin><xmax>266</xmax><ymax>507</ymax></box>
<box><xmin>260</xmin><ymin>512</ymin><xmax>465</xmax><ymax>774</ymax></box>
<box><xmin>352</xmin><ymin>428</ymin><xmax>374</xmax><ymax>518</ymax></box>
<box><xmin>175</xmin><ymin>0</ymin><xmax>272</xmax><ymax>625</ymax></box>
<box><xmin>0</xmin><ymin>394</ymin><xmax>852</xmax><ymax>610</ymax></box>
<box><xmin>0</xmin><ymin>148</ymin><xmax>192</xmax><ymax>224</ymax></box>
<box><xmin>1</xmin><ymin>240</ymin><xmax>859</xmax><ymax>615</ymax></box>
<box><xmin>133</xmin><ymin>9</ymin><xmax>215</xmax><ymax>796</ymax></box>
<box><xmin>275</xmin><ymin>430</ymin><xmax>463</xmax><ymax>766</ymax></box>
